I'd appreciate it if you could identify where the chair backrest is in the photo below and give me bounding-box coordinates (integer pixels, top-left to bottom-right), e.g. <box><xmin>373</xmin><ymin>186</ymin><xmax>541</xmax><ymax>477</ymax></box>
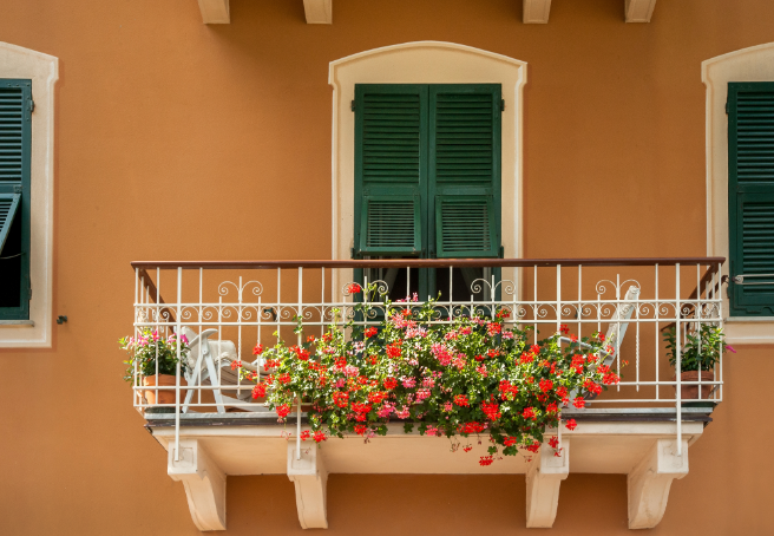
<box><xmin>601</xmin><ymin>285</ymin><xmax>640</xmax><ymax>367</ymax></box>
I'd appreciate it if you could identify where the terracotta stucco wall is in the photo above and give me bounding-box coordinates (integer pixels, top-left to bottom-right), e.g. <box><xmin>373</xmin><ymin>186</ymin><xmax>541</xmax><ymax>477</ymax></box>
<box><xmin>0</xmin><ymin>0</ymin><xmax>772</xmax><ymax>533</ymax></box>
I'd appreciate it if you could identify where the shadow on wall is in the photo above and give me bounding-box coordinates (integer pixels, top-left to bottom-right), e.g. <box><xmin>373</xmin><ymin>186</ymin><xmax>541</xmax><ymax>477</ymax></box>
<box><xmin>223</xmin><ymin>473</ymin><xmax>629</xmax><ymax>535</ymax></box>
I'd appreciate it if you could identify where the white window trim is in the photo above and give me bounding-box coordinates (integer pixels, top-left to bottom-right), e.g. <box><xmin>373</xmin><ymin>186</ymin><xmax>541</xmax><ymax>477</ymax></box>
<box><xmin>328</xmin><ymin>41</ymin><xmax>527</xmax><ymax>296</ymax></box>
<box><xmin>703</xmin><ymin>42</ymin><xmax>774</xmax><ymax>345</ymax></box>
<box><xmin>0</xmin><ymin>42</ymin><xmax>58</xmax><ymax>347</ymax></box>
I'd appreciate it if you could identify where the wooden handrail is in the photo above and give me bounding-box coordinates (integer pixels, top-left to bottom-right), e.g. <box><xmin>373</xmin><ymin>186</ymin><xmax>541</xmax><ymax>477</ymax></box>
<box><xmin>131</xmin><ymin>257</ymin><xmax>726</xmax><ymax>270</ymax></box>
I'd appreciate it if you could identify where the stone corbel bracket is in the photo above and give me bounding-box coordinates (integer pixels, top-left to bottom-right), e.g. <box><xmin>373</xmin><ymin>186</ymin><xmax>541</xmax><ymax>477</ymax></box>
<box><xmin>526</xmin><ymin>438</ymin><xmax>570</xmax><ymax>528</ymax></box>
<box><xmin>287</xmin><ymin>442</ymin><xmax>329</xmax><ymax>529</ymax></box>
<box><xmin>168</xmin><ymin>439</ymin><xmax>227</xmax><ymax>531</ymax></box>
<box><xmin>628</xmin><ymin>439</ymin><xmax>689</xmax><ymax>529</ymax></box>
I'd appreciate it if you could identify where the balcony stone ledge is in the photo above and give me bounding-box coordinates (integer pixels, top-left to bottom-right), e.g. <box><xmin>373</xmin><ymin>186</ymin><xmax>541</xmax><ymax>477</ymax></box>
<box><xmin>148</xmin><ymin>408</ymin><xmax>710</xmax><ymax>531</ymax></box>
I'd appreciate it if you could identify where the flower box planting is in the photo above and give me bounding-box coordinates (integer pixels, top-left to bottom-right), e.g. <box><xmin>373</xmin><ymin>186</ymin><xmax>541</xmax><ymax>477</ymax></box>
<box><xmin>240</xmin><ymin>284</ymin><xmax>620</xmax><ymax>466</ymax></box>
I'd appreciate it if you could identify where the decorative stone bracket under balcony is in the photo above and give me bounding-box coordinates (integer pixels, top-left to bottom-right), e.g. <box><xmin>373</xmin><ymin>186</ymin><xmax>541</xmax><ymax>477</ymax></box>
<box><xmin>147</xmin><ymin>408</ymin><xmax>711</xmax><ymax>531</ymax></box>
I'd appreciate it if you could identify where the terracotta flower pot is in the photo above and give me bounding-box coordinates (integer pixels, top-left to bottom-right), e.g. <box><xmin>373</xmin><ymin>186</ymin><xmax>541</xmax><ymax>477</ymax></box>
<box><xmin>142</xmin><ymin>374</ymin><xmax>187</xmax><ymax>406</ymax></box>
<box><xmin>672</xmin><ymin>371</ymin><xmax>715</xmax><ymax>401</ymax></box>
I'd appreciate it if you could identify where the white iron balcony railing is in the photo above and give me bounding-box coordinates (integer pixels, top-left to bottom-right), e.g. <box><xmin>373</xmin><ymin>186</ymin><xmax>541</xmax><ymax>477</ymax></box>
<box><xmin>130</xmin><ymin>257</ymin><xmax>725</xmax><ymax>452</ymax></box>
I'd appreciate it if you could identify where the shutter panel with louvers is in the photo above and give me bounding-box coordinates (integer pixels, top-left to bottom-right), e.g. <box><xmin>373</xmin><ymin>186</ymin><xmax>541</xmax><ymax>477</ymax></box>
<box><xmin>354</xmin><ymin>86</ymin><xmax>427</xmax><ymax>256</ymax></box>
<box><xmin>0</xmin><ymin>193</ymin><xmax>21</xmax><ymax>254</ymax></box>
<box><xmin>728</xmin><ymin>83</ymin><xmax>774</xmax><ymax>316</ymax></box>
<box><xmin>430</xmin><ymin>85</ymin><xmax>501</xmax><ymax>258</ymax></box>
<box><xmin>0</xmin><ymin>79</ymin><xmax>32</xmax><ymax>320</ymax></box>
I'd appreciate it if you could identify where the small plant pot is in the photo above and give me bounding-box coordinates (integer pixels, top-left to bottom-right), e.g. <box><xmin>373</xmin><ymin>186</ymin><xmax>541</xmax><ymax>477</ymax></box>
<box><xmin>142</xmin><ymin>374</ymin><xmax>188</xmax><ymax>407</ymax></box>
<box><xmin>672</xmin><ymin>371</ymin><xmax>715</xmax><ymax>402</ymax></box>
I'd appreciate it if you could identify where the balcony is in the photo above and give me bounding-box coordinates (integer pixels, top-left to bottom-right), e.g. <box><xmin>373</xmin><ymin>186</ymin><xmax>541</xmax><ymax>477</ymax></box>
<box><xmin>130</xmin><ymin>257</ymin><xmax>725</xmax><ymax>531</ymax></box>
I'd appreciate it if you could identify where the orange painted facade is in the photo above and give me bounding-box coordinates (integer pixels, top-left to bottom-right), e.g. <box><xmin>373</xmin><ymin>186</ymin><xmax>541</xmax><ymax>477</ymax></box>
<box><xmin>1</xmin><ymin>0</ymin><xmax>773</xmax><ymax>533</ymax></box>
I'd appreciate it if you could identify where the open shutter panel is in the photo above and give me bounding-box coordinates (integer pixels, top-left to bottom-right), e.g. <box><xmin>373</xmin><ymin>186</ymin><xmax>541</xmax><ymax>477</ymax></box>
<box><xmin>354</xmin><ymin>86</ymin><xmax>426</xmax><ymax>256</ymax></box>
<box><xmin>0</xmin><ymin>193</ymin><xmax>21</xmax><ymax>255</ymax></box>
<box><xmin>728</xmin><ymin>83</ymin><xmax>774</xmax><ymax>316</ymax></box>
<box><xmin>430</xmin><ymin>86</ymin><xmax>501</xmax><ymax>258</ymax></box>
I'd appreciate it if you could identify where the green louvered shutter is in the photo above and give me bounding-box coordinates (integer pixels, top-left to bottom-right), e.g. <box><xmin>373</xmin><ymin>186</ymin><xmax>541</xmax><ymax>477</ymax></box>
<box><xmin>728</xmin><ymin>83</ymin><xmax>774</xmax><ymax>316</ymax></box>
<box><xmin>0</xmin><ymin>79</ymin><xmax>32</xmax><ymax>319</ymax></box>
<box><xmin>354</xmin><ymin>85</ymin><xmax>426</xmax><ymax>256</ymax></box>
<box><xmin>0</xmin><ymin>193</ymin><xmax>21</xmax><ymax>253</ymax></box>
<box><xmin>429</xmin><ymin>85</ymin><xmax>501</xmax><ymax>258</ymax></box>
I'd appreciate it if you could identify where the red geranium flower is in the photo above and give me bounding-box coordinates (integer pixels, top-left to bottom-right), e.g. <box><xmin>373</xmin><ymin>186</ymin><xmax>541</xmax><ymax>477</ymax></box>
<box><xmin>332</xmin><ymin>391</ymin><xmax>349</xmax><ymax>408</ymax></box>
<box><xmin>347</xmin><ymin>283</ymin><xmax>361</xmax><ymax>294</ymax></box>
<box><xmin>565</xmin><ymin>418</ymin><xmax>577</xmax><ymax>431</ymax></box>
<box><xmin>313</xmin><ymin>430</ymin><xmax>327</xmax><ymax>443</ymax></box>
<box><xmin>276</xmin><ymin>404</ymin><xmax>291</xmax><ymax>418</ymax></box>
<box><xmin>386</xmin><ymin>342</ymin><xmax>402</xmax><ymax>359</ymax></box>
<box><xmin>479</xmin><ymin>455</ymin><xmax>494</xmax><ymax>466</ymax></box>
<box><xmin>383</xmin><ymin>377</ymin><xmax>398</xmax><ymax>390</ymax></box>
<box><xmin>251</xmin><ymin>383</ymin><xmax>266</xmax><ymax>399</ymax></box>
<box><xmin>453</xmin><ymin>394</ymin><xmax>470</xmax><ymax>407</ymax></box>
<box><xmin>252</xmin><ymin>344</ymin><xmax>264</xmax><ymax>355</ymax></box>
<box><xmin>364</xmin><ymin>327</ymin><xmax>378</xmax><ymax>338</ymax></box>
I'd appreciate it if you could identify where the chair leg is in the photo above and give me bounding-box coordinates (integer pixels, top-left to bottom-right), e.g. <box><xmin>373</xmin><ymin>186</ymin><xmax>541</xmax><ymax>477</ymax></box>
<box><xmin>205</xmin><ymin>356</ymin><xmax>226</xmax><ymax>413</ymax></box>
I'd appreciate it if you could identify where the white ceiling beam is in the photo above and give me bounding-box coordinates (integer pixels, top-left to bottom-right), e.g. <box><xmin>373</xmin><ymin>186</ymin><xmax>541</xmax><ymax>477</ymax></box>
<box><xmin>304</xmin><ymin>0</ymin><xmax>333</xmax><ymax>24</ymax></box>
<box><xmin>523</xmin><ymin>0</ymin><xmax>551</xmax><ymax>24</ymax></box>
<box><xmin>198</xmin><ymin>0</ymin><xmax>230</xmax><ymax>24</ymax></box>
<box><xmin>625</xmin><ymin>0</ymin><xmax>657</xmax><ymax>23</ymax></box>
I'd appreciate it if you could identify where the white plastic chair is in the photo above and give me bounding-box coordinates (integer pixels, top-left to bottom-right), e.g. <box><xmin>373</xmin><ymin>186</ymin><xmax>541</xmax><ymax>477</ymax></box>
<box><xmin>180</xmin><ymin>327</ymin><xmax>267</xmax><ymax>413</ymax></box>
<box><xmin>561</xmin><ymin>285</ymin><xmax>641</xmax><ymax>402</ymax></box>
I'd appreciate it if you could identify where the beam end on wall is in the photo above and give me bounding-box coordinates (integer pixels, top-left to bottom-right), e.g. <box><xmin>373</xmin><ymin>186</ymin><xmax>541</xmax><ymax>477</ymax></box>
<box><xmin>198</xmin><ymin>0</ymin><xmax>230</xmax><ymax>24</ymax></box>
<box><xmin>523</xmin><ymin>0</ymin><xmax>551</xmax><ymax>24</ymax></box>
<box><xmin>304</xmin><ymin>0</ymin><xmax>333</xmax><ymax>24</ymax></box>
<box><xmin>625</xmin><ymin>0</ymin><xmax>657</xmax><ymax>23</ymax></box>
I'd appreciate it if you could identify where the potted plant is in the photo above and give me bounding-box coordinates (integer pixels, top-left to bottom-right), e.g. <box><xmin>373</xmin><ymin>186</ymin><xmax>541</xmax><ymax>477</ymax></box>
<box><xmin>663</xmin><ymin>324</ymin><xmax>731</xmax><ymax>403</ymax></box>
<box><xmin>119</xmin><ymin>329</ymin><xmax>190</xmax><ymax>412</ymax></box>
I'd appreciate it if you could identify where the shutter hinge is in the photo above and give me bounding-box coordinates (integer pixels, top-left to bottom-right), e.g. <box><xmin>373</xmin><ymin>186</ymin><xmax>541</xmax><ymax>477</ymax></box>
<box><xmin>13</xmin><ymin>184</ymin><xmax>22</xmax><ymax>194</ymax></box>
<box><xmin>725</xmin><ymin>100</ymin><xmax>728</xmax><ymax>115</ymax></box>
<box><xmin>28</xmin><ymin>98</ymin><xmax>35</xmax><ymax>113</ymax></box>
<box><xmin>500</xmin><ymin>99</ymin><xmax>505</xmax><ymax>112</ymax></box>
<box><xmin>351</xmin><ymin>100</ymin><xmax>356</xmax><ymax>112</ymax></box>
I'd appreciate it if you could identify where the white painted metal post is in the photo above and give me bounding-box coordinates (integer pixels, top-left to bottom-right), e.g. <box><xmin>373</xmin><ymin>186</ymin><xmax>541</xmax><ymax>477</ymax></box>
<box><xmin>175</xmin><ymin>267</ymin><xmax>183</xmax><ymax>462</ymax></box>
<box><xmin>675</xmin><ymin>264</ymin><xmax>682</xmax><ymax>456</ymax></box>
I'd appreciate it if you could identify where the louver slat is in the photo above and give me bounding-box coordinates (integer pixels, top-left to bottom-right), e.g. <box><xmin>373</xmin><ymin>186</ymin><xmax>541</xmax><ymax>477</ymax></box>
<box><xmin>729</xmin><ymin>83</ymin><xmax>774</xmax><ymax>316</ymax></box>
<box><xmin>0</xmin><ymin>193</ymin><xmax>21</xmax><ymax>255</ymax></box>
<box><xmin>0</xmin><ymin>87</ymin><xmax>24</xmax><ymax>183</ymax></box>
<box><xmin>435</xmin><ymin>196</ymin><xmax>497</xmax><ymax>258</ymax></box>
<box><xmin>362</xmin><ymin>94</ymin><xmax>421</xmax><ymax>184</ymax></box>
<box><xmin>359</xmin><ymin>196</ymin><xmax>421</xmax><ymax>255</ymax></box>
<box><xmin>735</xmin><ymin>193</ymin><xmax>774</xmax><ymax>310</ymax></box>
<box><xmin>434</xmin><ymin>93</ymin><xmax>495</xmax><ymax>184</ymax></box>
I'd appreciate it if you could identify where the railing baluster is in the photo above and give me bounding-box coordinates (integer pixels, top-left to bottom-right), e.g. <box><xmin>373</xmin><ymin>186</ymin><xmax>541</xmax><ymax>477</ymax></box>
<box><xmin>675</xmin><ymin>263</ymin><xmax>682</xmax><ymax>456</ymax></box>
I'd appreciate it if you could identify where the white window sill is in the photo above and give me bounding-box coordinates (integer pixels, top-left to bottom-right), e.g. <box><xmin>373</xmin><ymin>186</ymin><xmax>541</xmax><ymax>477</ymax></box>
<box><xmin>724</xmin><ymin>318</ymin><xmax>774</xmax><ymax>344</ymax></box>
<box><xmin>0</xmin><ymin>320</ymin><xmax>35</xmax><ymax>327</ymax></box>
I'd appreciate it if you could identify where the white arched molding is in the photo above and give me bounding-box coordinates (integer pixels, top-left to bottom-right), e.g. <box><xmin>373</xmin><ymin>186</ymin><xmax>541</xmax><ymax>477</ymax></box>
<box><xmin>328</xmin><ymin>41</ymin><xmax>527</xmax><ymax>296</ymax></box>
<box><xmin>703</xmin><ymin>43</ymin><xmax>774</xmax><ymax>344</ymax></box>
<box><xmin>0</xmin><ymin>43</ymin><xmax>58</xmax><ymax>347</ymax></box>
